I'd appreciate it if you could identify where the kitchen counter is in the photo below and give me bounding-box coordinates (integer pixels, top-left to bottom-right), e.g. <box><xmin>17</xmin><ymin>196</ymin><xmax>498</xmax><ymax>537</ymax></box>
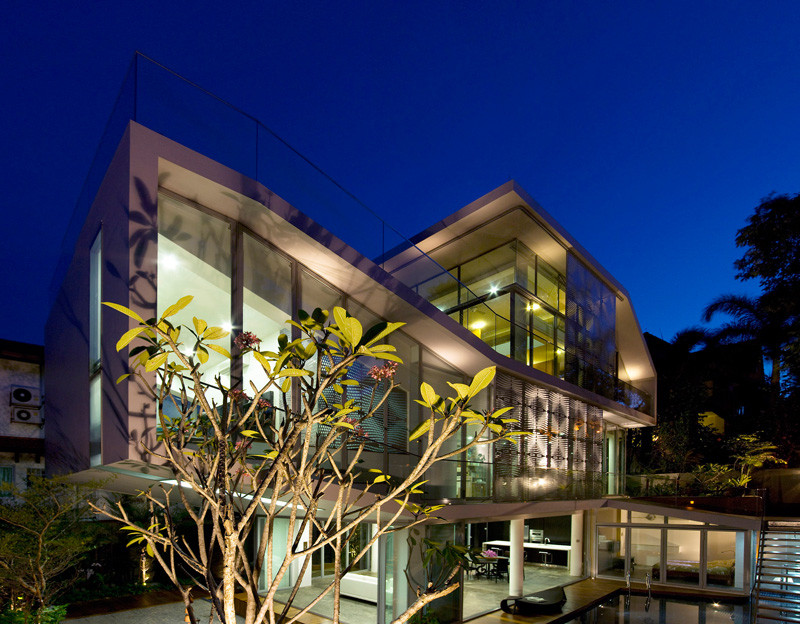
<box><xmin>482</xmin><ymin>540</ymin><xmax>571</xmax><ymax>566</ymax></box>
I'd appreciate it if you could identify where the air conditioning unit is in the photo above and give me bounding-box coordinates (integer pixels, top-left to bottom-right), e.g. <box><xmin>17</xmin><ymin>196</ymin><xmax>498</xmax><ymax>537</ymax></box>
<box><xmin>11</xmin><ymin>406</ymin><xmax>42</xmax><ymax>425</ymax></box>
<box><xmin>10</xmin><ymin>386</ymin><xmax>41</xmax><ymax>407</ymax></box>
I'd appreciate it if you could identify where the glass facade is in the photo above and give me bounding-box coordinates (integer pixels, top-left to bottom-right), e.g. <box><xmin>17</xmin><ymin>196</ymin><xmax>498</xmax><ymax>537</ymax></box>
<box><xmin>436</xmin><ymin>241</ymin><xmax>566</xmax><ymax>376</ymax></box>
<box><xmin>157</xmin><ymin>193</ymin><xmax>232</xmax><ymax>404</ymax></box>
<box><xmin>242</xmin><ymin>231</ymin><xmax>292</xmax><ymax>416</ymax></box>
<box><xmin>597</xmin><ymin>512</ymin><xmax>748</xmax><ymax>591</ymax></box>
<box><xmin>150</xmin><ymin>189</ymin><xmax>641</xmax><ymax>512</ymax></box>
<box><xmin>421</xmin><ymin>240</ymin><xmax>651</xmax><ymax>414</ymax></box>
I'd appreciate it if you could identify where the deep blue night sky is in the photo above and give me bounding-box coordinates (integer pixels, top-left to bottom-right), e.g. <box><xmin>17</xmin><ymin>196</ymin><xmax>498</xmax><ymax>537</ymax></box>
<box><xmin>3</xmin><ymin>1</ymin><xmax>795</xmax><ymax>346</ymax></box>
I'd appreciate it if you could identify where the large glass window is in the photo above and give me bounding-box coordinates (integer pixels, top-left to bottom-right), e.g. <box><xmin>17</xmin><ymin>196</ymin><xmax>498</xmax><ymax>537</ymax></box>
<box><xmin>242</xmin><ymin>234</ymin><xmax>292</xmax><ymax>413</ymax></box>
<box><xmin>630</xmin><ymin>527</ymin><xmax>661</xmax><ymax>582</ymax></box>
<box><xmin>597</xmin><ymin>524</ymin><xmax>627</xmax><ymax>578</ymax></box>
<box><xmin>89</xmin><ymin>374</ymin><xmax>102</xmax><ymax>466</ymax></box>
<box><xmin>597</xmin><ymin>514</ymin><xmax>748</xmax><ymax>592</ymax></box>
<box><xmin>89</xmin><ymin>230</ymin><xmax>102</xmax><ymax>467</ymax></box>
<box><xmin>460</xmin><ymin>244</ymin><xmax>516</xmax><ymax>297</ymax></box>
<box><xmin>420</xmin><ymin>354</ymin><xmax>466</xmax><ymax>499</ymax></box>
<box><xmin>707</xmin><ymin>531</ymin><xmax>742</xmax><ymax>589</ymax></box>
<box><xmin>89</xmin><ymin>231</ymin><xmax>102</xmax><ymax>369</ymax></box>
<box><xmin>158</xmin><ymin>193</ymin><xmax>232</xmax><ymax>402</ymax></box>
<box><xmin>663</xmin><ymin>529</ymin><xmax>700</xmax><ymax>586</ymax></box>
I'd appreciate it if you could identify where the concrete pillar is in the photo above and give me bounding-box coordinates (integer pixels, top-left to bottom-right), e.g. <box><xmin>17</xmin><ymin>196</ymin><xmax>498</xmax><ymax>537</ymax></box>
<box><xmin>570</xmin><ymin>511</ymin><xmax>584</xmax><ymax>577</ymax></box>
<box><xmin>509</xmin><ymin>518</ymin><xmax>525</xmax><ymax>596</ymax></box>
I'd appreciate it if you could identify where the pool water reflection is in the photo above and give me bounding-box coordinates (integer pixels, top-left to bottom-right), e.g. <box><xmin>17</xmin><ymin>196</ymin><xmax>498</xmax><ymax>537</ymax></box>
<box><xmin>565</xmin><ymin>593</ymin><xmax>751</xmax><ymax>623</ymax></box>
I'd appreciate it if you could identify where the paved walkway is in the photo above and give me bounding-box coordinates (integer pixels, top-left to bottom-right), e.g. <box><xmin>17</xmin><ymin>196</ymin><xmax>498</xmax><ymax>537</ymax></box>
<box><xmin>66</xmin><ymin>591</ymin><xmax>243</xmax><ymax>624</ymax></box>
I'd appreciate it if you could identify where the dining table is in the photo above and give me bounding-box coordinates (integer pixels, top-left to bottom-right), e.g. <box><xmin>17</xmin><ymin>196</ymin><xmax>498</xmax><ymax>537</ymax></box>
<box><xmin>473</xmin><ymin>555</ymin><xmax>507</xmax><ymax>579</ymax></box>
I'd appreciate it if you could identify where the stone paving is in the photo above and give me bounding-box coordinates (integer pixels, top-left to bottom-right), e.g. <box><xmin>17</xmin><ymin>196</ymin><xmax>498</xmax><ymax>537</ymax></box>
<box><xmin>66</xmin><ymin>594</ymin><xmax>243</xmax><ymax>624</ymax></box>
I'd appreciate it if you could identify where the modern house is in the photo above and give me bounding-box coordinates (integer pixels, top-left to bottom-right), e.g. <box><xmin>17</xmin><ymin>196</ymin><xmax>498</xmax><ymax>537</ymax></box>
<box><xmin>44</xmin><ymin>57</ymin><xmax>761</xmax><ymax>623</ymax></box>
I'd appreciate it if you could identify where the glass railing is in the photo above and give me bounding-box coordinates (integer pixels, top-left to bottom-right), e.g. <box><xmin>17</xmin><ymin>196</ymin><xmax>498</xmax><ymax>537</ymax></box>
<box><xmin>51</xmin><ymin>53</ymin><xmax>489</xmax><ymax>340</ymax></box>
<box><xmin>53</xmin><ymin>53</ymin><xmax>652</xmax><ymax>416</ymax></box>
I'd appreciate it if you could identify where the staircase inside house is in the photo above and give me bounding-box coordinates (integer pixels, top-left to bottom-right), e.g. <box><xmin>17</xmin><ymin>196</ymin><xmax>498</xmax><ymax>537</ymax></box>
<box><xmin>754</xmin><ymin>521</ymin><xmax>800</xmax><ymax>623</ymax></box>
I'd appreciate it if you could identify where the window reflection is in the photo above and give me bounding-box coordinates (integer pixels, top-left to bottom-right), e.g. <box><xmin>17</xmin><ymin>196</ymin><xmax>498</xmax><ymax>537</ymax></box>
<box><xmin>158</xmin><ymin>193</ymin><xmax>232</xmax><ymax>402</ymax></box>
<box><xmin>242</xmin><ymin>233</ymin><xmax>292</xmax><ymax>413</ymax></box>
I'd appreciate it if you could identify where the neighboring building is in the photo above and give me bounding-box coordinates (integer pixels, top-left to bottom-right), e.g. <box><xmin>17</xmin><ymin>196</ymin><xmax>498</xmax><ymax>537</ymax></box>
<box><xmin>0</xmin><ymin>339</ymin><xmax>45</xmax><ymax>493</ymax></box>
<box><xmin>43</xmin><ymin>58</ymin><xmax>760</xmax><ymax>622</ymax></box>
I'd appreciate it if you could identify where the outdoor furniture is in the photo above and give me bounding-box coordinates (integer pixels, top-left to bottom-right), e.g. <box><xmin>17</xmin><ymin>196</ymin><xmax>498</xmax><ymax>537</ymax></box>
<box><xmin>500</xmin><ymin>587</ymin><xmax>567</xmax><ymax>615</ymax></box>
<box><xmin>473</xmin><ymin>555</ymin><xmax>496</xmax><ymax>577</ymax></box>
<box><xmin>492</xmin><ymin>557</ymin><xmax>509</xmax><ymax>583</ymax></box>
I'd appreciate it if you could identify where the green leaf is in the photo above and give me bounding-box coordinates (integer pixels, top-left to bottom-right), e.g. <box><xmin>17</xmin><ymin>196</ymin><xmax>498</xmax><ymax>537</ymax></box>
<box><xmin>206</xmin><ymin>343</ymin><xmax>231</xmax><ymax>359</ymax></box>
<box><xmin>362</xmin><ymin>321</ymin><xmax>405</xmax><ymax>347</ymax></box>
<box><xmin>240</xmin><ymin>430</ymin><xmax>261</xmax><ymax>438</ymax></box>
<box><xmin>144</xmin><ymin>352</ymin><xmax>169</xmax><ymax>372</ymax></box>
<box><xmin>371</xmin><ymin>352</ymin><xmax>402</xmax><ymax>363</ymax></box>
<box><xmin>447</xmin><ymin>382</ymin><xmax>470</xmax><ymax>399</ymax></box>
<box><xmin>161</xmin><ymin>295</ymin><xmax>194</xmax><ymax>319</ymax></box>
<box><xmin>409</xmin><ymin>418</ymin><xmax>431</xmax><ymax>441</ymax></box>
<box><xmin>103</xmin><ymin>301</ymin><xmax>146</xmax><ymax>324</ymax></box>
<box><xmin>116</xmin><ymin>326</ymin><xmax>146</xmax><ymax>352</ymax></box>
<box><xmin>334</xmin><ymin>421</ymin><xmax>354</xmax><ymax>429</ymax></box>
<box><xmin>363</xmin><ymin>344</ymin><xmax>396</xmax><ymax>353</ymax></box>
<box><xmin>341</xmin><ymin>316</ymin><xmax>363</xmax><ymax>347</ymax></box>
<box><xmin>146</xmin><ymin>543</ymin><xmax>154</xmax><ymax>557</ymax></box>
<box><xmin>251</xmin><ymin>450</ymin><xmax>279</xmax><ymax>460</ymax></box>
<box><xmin>280</xmin><ymin>378</ymin><xmax>292</xmax><ymax>393</ymax></box>
<box><xmin>373</xmin><ymin>474</ymin><xmax>389</xmax><ymax>483</ymax></box>
<box><xmin>492</xmin><ymin>406</ymin><xmax>514</xmax><ymax>418</ymax></box>
<box><xmin>277</xmin><ymin>368</ymin><xmax>312</xmax><ymax>378</ymax></box>
<box><xmin>116</xmin><ymin>373</ymin><xmax>130</xmax><ymax>384</ymax></box>
<box><xmin>203</xmin><ymin>326</ymin><xmax>230</xmax><ymax>340</ymax></box>
<box><xmin>467</xmin><ymin>366</ymin><xmax>496</xmax><ymax>398</ymax></box>
<box><xmin>196</xmin><ymin>346</ymin><xmax>209</xmax><ymax>365</ymax></box>
<box><xmin>253</xmin><ymin>351</ymin><xmax>272</xmax><ymax>373</ymax></box>
<box><xmin>193</xmin><ymin>317</ymin><xmax>207</xmax><ymax>335</ymax></box>
<box><xmin>333</xmin><ymin>306</ymin><xmax>348</xmax><ymax>331</ymax></box>
<box><xmin>419</xmin><ymin>383</ymin><xmax>438</xmax><ymax>407</ymax></box>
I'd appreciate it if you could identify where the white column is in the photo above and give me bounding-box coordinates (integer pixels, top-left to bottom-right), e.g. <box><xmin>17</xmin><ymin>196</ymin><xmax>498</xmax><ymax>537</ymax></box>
<box><xmin>393</xmin><ymin>528</ymin><xmax>410</xmax><ymax>618</ymax></box>
<box><xmin>509</xmin><ymin>519</ymin><xmax>525</xmax><ymax>596</ymax></box>
<box><xmin>570</xmin><ymin>511</ymin><xmax>584</xmax><ymax>576</ymax></box>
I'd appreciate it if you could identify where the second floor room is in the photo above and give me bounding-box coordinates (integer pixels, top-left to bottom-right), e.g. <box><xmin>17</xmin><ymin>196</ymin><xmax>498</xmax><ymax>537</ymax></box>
<box><xmin>383</xmin><ymin>182</ymin><xmax>656</xmax><ymax>417</ymax></box>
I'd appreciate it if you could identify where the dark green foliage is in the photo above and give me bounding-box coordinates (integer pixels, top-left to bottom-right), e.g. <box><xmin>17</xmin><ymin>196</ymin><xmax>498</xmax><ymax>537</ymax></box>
<box><xmin>0</xmin><ymin>477</ymin><xmax>104</xmax><ymax>621</ymax></box>
<box><xmin>735</xmin><ymin>192</ymin><xmax>800</xmax><ymax>293</ymax></box>
<box><xmin>0</xmin><ymin>605</ymin><xmax>67</xmax><ymax>624</ymax></box>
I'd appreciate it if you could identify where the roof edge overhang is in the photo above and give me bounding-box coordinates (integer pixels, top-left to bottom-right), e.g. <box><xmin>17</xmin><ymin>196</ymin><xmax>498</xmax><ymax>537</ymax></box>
<box><xmin>128</xmin><ymin>122</ymin><xmax>651</xmax><ymax>426</ymax></box>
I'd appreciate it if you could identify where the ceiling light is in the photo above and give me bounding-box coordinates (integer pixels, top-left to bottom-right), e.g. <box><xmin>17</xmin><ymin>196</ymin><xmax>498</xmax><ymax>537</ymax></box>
<box><xmin>471</xmin><ymin>320</ymin><xmax>487</xmax><ymax>330</ymax></box>
<box><xmin>161</xmin><ymin>253</ymin><xmax>180</xmax><ymax>270</ymax></box>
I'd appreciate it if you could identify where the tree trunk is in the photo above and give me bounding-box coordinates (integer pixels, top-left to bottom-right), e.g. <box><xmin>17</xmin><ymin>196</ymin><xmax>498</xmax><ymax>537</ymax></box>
<box><xmin>223</xmin><ymin>532</ymin><xmax>238</xmax><ymax>624</ymax></box>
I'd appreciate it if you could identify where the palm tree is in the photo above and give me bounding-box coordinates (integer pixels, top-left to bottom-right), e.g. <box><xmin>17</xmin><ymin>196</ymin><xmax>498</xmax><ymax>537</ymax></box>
<box><xmin>702</xmin><ymin>294</ymin><xmax>788</xmax><ymax>397</ymax></box>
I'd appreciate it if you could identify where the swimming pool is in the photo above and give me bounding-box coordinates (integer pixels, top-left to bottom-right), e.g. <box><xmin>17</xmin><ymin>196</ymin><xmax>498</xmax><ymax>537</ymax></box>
<box><xmin>564</xmin><ymin>593</ymin><xmax>751</xmax><ymax>623</ymax></box>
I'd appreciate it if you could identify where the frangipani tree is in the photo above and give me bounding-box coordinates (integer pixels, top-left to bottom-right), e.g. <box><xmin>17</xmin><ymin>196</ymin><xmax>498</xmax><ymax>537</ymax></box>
<box><xmin>93</xmin><ymin>296</ymin><xmax>521</xmax><ymax>624</ymax></box>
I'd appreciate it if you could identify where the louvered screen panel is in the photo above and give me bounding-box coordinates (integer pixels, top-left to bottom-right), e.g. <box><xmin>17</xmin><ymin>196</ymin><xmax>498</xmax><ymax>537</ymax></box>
<box><xmin>570</xmin><ymin>398</ymin><xmax>587</xmax><ymax>473</ymax></box>
<box><xmin>549</xmin><ymin>392</ymin><xmax>569</xmax><ymax>470</ymax></box>
<box><xmin>386</xmin><ymin>387</ymin><xmax>408</xmax><ymax>453</ymax></box>
<box><xmin>587</xmin><ymin>405</ymin><xmax>604</xmax><ymax>472</ymax></box>
<box><xmin>493</xmin><ymin>373</ymin><xmax>524</xmax><ymax>500</ymax></box>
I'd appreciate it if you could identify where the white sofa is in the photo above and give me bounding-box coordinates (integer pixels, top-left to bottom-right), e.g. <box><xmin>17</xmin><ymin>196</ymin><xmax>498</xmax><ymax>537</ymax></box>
<box><xmin>339</xmin><ymin>571</ymin><xmax>392</xmax><ymax>603</ymax></box>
